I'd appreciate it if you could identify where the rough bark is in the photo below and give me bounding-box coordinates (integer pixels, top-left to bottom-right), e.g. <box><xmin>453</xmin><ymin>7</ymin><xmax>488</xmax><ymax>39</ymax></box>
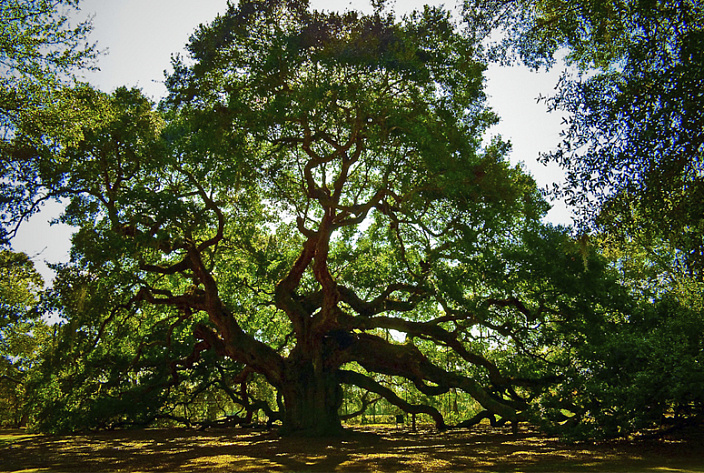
<box><xmin>278</xmin><ymin>359</ymin><xmax>344</xmax><ymax>436</ymax></box>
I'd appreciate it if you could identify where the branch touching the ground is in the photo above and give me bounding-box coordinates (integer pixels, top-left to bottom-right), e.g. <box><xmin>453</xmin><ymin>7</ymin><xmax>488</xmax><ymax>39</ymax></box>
<box><xmin>338</xmin><ymin>370</ymin><xmax>446</xmax><ymax>430</ymax></box>
<box><xmin>344</xmin><ymin>333</ymin><xmax>527</xmax><ymax>424</ymax></box>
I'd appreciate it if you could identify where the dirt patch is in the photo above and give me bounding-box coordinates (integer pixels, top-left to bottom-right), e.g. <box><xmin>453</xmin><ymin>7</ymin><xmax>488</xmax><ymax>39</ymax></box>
<box><xmin>1</xmin><ymin>424</ymin><xmax>703</xmax><ymax>472</ymax></box>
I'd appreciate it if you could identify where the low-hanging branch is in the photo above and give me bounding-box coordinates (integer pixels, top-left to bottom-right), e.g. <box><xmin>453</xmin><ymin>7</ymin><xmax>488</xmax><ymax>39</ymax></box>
<box><xmin>342</xmin><ymin>332</ymin><xmax>526</xmax><ymax>423</ymax></box>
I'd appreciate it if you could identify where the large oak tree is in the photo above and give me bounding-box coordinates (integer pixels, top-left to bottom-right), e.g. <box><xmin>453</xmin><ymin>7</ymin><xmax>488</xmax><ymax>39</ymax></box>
<box><xmin>5</xmin><ymin>0</ymin><xmax>614</xmax><ymax>436</ymax></box>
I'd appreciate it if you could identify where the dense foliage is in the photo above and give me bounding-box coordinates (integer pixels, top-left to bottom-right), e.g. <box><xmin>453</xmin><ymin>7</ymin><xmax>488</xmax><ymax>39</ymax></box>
<box><xmin>472</xmin><ymin>0</ymin><xmax>704</xmax><ymax>438</ymax></box>
<box><xmin>482</xmin><ymin>0</ymin><xmax>704</xmax><ymax>274</ymax></box>
<box><xmin>1</xmin><ymin>0</ymin><xmax>701</xmax><ymax>439</ymax></box>
<box><xmin>0</xmin><ymin>0</ymin><xmax>97</xmax><ymax>242</ymax></box>
<box><xmin>0</xmin><ymin>250</ymin><xmax>49</xmax><ymax>427</ymax></box>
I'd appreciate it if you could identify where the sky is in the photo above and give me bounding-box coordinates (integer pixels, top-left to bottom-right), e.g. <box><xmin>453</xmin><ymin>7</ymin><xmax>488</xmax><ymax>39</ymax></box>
<box><xmin>12</xmin><ymin>0</ymin><xmax>571</xmax><ymax>282</ymax></box>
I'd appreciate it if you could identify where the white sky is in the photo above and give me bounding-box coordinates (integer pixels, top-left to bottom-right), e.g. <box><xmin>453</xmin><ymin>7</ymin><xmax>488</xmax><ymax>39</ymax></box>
<box><xmin>12</xmin><ymin>0</ymin><xmax>571</xmax><ymax>282</ymax></box>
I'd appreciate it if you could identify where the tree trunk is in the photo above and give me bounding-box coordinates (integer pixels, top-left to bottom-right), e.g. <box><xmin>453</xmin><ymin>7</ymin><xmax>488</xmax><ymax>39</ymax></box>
<box><xmin>278</xmin><ymin>358</ymin><xmax>344</xmax><ymax>436</ymax></box>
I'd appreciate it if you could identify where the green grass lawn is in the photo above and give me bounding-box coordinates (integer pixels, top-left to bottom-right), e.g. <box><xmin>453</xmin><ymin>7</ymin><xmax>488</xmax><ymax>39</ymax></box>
<box><xmin>1</xmin><ymin>424</ymin><xmax>703</xmax><ymax>472</ymax></box>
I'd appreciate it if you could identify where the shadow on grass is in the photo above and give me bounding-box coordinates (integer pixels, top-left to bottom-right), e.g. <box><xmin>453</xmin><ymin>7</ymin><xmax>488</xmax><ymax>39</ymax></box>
<box><xmin>1</xmin><ymin>424</ymin><xmax>703</xmax><ymax>472</ymax></box>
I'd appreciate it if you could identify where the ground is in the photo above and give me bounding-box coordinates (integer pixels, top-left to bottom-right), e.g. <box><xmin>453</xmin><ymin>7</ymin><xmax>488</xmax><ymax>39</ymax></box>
<box><xmin>1</xmin><ymin>424</ymin><xmax>703</xmax><ymax>472</ymax></box>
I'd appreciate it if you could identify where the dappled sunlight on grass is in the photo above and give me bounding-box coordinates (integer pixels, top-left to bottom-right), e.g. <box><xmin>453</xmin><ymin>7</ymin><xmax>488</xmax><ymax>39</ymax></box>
<box><xmin>0</xmin><ymin>431</ymin><xmax>38</xmax><ymax>447</ymax></box>
<box><xmin>185</xmin><ymin>454</ymin><xmax>282</xmax><ymax>472</ymax></box>
<box><xmin>653</xmin><ymin>469</ymin><xmax>704</xmax><ymax>473</ymax></box>
<box><xmin>0</xmin><ymin>425</ymin><xmax>703</xmax><ymax>472</ymax></box>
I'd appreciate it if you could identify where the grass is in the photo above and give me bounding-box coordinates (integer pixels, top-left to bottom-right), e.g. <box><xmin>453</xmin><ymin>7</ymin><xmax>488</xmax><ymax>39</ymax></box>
<box><xmin>0</xmin><ymin>431</ymin><xmax>38</xmax><ymax>448</ymax></box>
<box><xmin>0</xmin><ymin>424</ymin><xmax>703</xmax><ymax>472</ymax></box>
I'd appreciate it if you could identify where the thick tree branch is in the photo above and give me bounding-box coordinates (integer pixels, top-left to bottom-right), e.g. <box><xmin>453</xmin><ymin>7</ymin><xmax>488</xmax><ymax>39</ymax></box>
<box><xmin>184</xmin><ymin>246</ymin><xmax>286</xmax><ymax>384</ymax></box>
<box><xmin>338</xmin><ymin>283</ymin><xmax>427</xmax><ymax>317</ymax></box>
<box><xmin>345</xmin><ymin>333</ymin><xmax>525</xmax><ymax>422</ymax></box>
<box><xmin>139</xmin><ymin>258</ymin><xmax>191</xmax><ymax>275</ymax></box>
<box><xmin>349</xmin><ymin>314</ymin><xmax>508</xmax><ymax>386</ymax></box>
<box><xmin>275</xmin><ymin>236</ymin><xmax>318</xmax><ymax>336</ymax></box>
<box><xmin>338</xmin><ymin>369</ymin><xmax>446</xmax><ymax>430</ymax></box>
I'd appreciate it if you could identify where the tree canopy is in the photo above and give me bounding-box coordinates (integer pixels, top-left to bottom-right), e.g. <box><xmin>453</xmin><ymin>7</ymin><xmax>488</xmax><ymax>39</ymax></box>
<box><xmin>469</xmin><ymin>0</ymin><xmax>704</xmax><ymax>438</ymax></box>
<box><xmin>1</xmin><ymin>0</ymin><xmax>702</xmax><ymax>439</ymax></box>
<box><xmin>1</xmin><ymin>0</ymin><xmax>97</xmax><ymax>243</ymax></box>
<box><xmin>483</xmin><ymin>0</ymin><xmax>704</xmax><ymax>274</ymax></box>
<box><xmin>0</xmin><ymin>249</ymin><xmax>48</xmax><ymax>427</ymax></box>
<box><xmin>4</xmin><ymin>0</ymin><xmax>568</xmax><ymax>435</ymax></box>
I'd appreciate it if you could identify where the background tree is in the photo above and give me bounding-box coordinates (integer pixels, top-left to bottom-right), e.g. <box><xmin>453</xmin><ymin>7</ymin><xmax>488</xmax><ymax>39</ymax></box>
<box><xmin>535</xmin><ymin>255</ymin><xmax>704</xmax><ymax>439</ymax></box>
<box><xmin>468</xmin><ymin>0</ymin><xmax>704</xmax><ymax>438</ymax></box>
<box><xmin>1</xmin><ymin>0</ymin><xmax>97</xmax><ymax>243</ymax></box>
<box><xmin>0</xmin><ymin>249</ymin><xmax>48</xmax><ymax>427</ymax></box>
<box><xmin>473</xmin><ymin>0</ymin><xmax>704</xmax><ymax>274</ymax></box>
